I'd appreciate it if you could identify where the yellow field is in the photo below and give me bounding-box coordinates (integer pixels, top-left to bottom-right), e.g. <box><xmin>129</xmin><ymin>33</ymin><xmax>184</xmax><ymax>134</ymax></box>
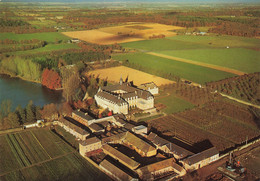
<box><xmin>62</xmin><ymin>22</ymin><xmax>184</xmax><ymax>45</ymax></box>
<box><xmin>87</xmin><ymin>66</ymin><xmax>174</xmax><ymax>86</ymax></box>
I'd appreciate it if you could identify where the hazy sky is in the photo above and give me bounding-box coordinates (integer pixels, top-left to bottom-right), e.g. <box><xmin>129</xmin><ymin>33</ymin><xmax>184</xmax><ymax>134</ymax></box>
<box><xmin>1</xmin><ymin>0</ymin><xmax>259</xmax><ymax>2</ymax></box>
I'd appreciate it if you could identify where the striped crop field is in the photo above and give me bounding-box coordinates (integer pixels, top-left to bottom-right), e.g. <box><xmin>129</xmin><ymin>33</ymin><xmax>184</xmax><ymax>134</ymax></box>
<box><xmin>0</xmin><ymin>129</ymin><xmax>110</xmax><ymax>181</ymax></box>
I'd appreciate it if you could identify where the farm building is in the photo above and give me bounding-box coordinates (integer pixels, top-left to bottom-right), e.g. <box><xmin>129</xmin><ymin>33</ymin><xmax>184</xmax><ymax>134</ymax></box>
<box><xmin>132</xmin><ymin>125</ymin><xmax>148</xmax><ymax>135</ymax></box>
<box><xmin>138</xmin><ymin>82</ymin><xmax>159</xmax><ymax>95</ymax></box>
<box><xmin>124</xmin><ymin>123</ymin><xmax>136</xmax><ymax>131</ymax></box>
<box><xmin>147</xmin><ymin>132</ymin><xmax>194</xmax><ymax>160</ymax></box>
<box><xmin>181</xmin><ymin>147</ymin><xmax>219</xmax><ymax>171</ymax></box>
<box><xmin>102</xmin><ymin>131</ymin><xmax>157</xmax><ymax>157</ymax></box>
<box><xmin>89</xmin><ymin>123</ymin><xmax>105</xmax><ymax>133</ymax></box>
<box><xmin>88</xmin><ymin>114</ymin><xmax>127</xmax><ymax>128</ymax></box>
<box><xmin>122</xmin><ymin>132</ymin><xmax>157</xmax><ymax>157</ymax></box>
<box><xmin>136</xmin><ymin>158</ymin><xmax>186</xmax><ymax>180</ymax></box>
<box><xmin>72</xmin><ymin>110</ymin><xmax>95</xmax><ymax>126</ymax></box>
<box><xmin>57</xmin><ymin>117</ymin><xmax>90</xmax><ymax>140</ymax></box>
<box><xmin>94</xmin><ymin>78</ymin><xmax>154</xmax><ymax>115</ymax></box>
<box><xmin>103</xmin><ymin>144</ymin><xmax>141</xmax><ymax>170</ymax></box>
<box><xmin>99</xmin><ymin>159</ymin><xmax>138</xmax><ymax>181</ymax></box>
<box><xmin>79</xmin><ymin>137</ymin><xmax>102</xmax><ymax>156</ymax></box>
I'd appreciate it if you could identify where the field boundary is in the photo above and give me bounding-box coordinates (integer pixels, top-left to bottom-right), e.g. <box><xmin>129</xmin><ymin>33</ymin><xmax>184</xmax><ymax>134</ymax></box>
<box><xmin>219</xmin><ymin>93</ymin><xmax>260</xmax><ymax>109</ymax></box>
<box><xmin>147</xmin><ymin>52</ymin><xmax>246</xmax><ymax>76</ymax></box>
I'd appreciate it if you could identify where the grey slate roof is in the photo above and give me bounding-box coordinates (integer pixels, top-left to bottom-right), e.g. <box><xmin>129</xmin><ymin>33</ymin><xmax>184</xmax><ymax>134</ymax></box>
<box><xmin>80</xmin><ymin>136</ymin><xmax>100</xmax><ymax>146</ymax></box>
<box><xmin>185</xmin><ymin>147</ymin><xmax>219</xmax><ymax>165</ymax></box>
<box><xmin>73</xmin><ymin>110</ymin><xmax>94</xmax><ymax>120</ymax></box>
<box><xmin>96</xmin><ymin>90</ymin><xmax>127</xmax><ymax>106</ymax></box>
<box><xmin>100</xmin><ymin>82</ymin><xmax>153</xmax><ymax>101</ymax></box>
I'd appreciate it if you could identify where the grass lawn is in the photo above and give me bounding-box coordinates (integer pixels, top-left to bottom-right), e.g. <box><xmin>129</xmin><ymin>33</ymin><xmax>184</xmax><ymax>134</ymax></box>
<box><xmin>112</xmin><ymin>52</ymin><xmax>235</xmax><ymax>84</ymax></box>
<box><xmin>0</xmin><ymin>32</ymin><xmax>71</xmax><ymax>43</ymax></box>
<box><xmin>157</xmin><ymin>48</ymin><xmax>260</xmax><ymax>73</ymax></box>
<box><xmin>156</xmin><ymin>94</ymin><xmax>195</xmax><ymax>114</ymax></box>
<box><xmin>11</xmin><ymin>43</ymin><xmax>80</xmax><ymax>55</ymax></box>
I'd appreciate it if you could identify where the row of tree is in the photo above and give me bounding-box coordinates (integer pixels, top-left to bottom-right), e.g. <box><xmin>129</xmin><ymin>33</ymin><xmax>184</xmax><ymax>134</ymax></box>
<box><xmin>0</xmin><ymin>40</ymin><xmax>46</xmax><ymax>53</ymax></box>
<box><xmin>0</xmin><ymin>100</ymin><xmax>41</xmax><ymax>130</ymax></box>
<box><xmin>0</xmin><ymin>57</ymin><xmax>42</xmax><ymax>81</ymax></box>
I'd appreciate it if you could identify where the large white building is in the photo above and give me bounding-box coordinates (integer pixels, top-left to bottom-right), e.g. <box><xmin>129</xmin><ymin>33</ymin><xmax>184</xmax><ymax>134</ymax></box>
<box><xmin>94</xmin><ymin>78</ymin><xmax>154</xmax><ymax>114</ymax></box>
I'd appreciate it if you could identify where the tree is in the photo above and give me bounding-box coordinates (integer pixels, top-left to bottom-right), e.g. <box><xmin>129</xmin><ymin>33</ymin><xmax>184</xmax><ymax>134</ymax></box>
<box><xmin>62</xmin><ymin>73</ymin><xmax>80</xmax><ymax>102</ymax></box>
<box><xmin>0</xmin><ymin>100</ymin><xmax>12</xmax><ymax>117</ymax></box>
<box><xmin>35</xmin><ymin>106</ymin><xmax>42</xmax><ymax>120</ymax></box>
<box><xmin>59</xmin><ymin>102</ymin><xmax>73</xmax><ymax>117</ymax></box>
<box><xmin>41</xmin><ymin>103</ymin><xmax>58</xmax><ymax>121</ymax></box>
<box><xmin>15</xmin><ymin>105</ymin><xmax>26</xmax><ymax>125</ymax></box>
<box><xmin>42</xmin><ymin>68</ymin><xmax>61</xmax><ymax>90</ymax></box>
<box><xmin>7</xmin><ymin>112</ymin><xmax>20</xmax><ymax>128</ymax></box>
<box><xmin>26</xmin><ymin>100</ymin><xmax>35</xmax><ymax>123</ymax></box>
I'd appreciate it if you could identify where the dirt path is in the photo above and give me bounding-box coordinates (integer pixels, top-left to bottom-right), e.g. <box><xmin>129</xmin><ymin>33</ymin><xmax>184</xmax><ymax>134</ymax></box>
<box><xmin>220</xmin><ymin>93</ymin><xmax>260</xmax><ymax>109</ymax></box>
<box><xmin>147</xmin><ymin>52</ymin><xmax>246</xmax><ymax>76</ymax></box>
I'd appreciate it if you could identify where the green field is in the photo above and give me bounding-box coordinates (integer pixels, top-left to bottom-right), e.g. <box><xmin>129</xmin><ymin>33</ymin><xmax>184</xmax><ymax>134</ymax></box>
<box><xmin>0</xmin><ymin>32</ymin><xmax>70</xmax><ymax>43</ymax></box>
<box><xmin>156</xmin><ymin>48</ymin><xmax>260</xmax><ymax>73</ymax></box>
<box><xmin>117</xmin><ymin>35</ymin><xmax>259</xmax><ymax>83</ymax></box>
<box><xmin>0</xmin><ymin>129</ymin><xmax>109</xmax><ymax>181</ymax></box>
<box><xmin>28</xmin><ymin>20</ymin><xmax>58</xmax><ymax>28</ymax></box>
<box><xmin>121</xmin><ymin>35</ymin><xmax>260</xmax><ymax>51</ymax></box>
<box><xmin>121</xmin><ymin>38</ymin><xmax>210</xmax><ymax>51</ymax></box>
<box><xmin>113</xmin><ymin>53</ymin><xmax>235</xmax><ymax>84</ymax></box>
<box><xmin>166</xmin><ymin>35</ymin><xmax>260</xmax><ymax>48</ymax></box>
<box><xmin>12</xmin><ymin>43</ymin><xmax>80</xmax><ymax>55</ymax></box>
<box><xmin>156</xmin><ymin>94</ymin><xmax>195</xmax><ymax>114</ymax></box>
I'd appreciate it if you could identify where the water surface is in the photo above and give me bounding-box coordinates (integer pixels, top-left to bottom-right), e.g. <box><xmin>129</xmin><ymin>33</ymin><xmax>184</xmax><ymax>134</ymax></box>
<box><xmin>0</xmin><ymin>75</ymin><xmax>63</xmax><ymax>110</ymax></box>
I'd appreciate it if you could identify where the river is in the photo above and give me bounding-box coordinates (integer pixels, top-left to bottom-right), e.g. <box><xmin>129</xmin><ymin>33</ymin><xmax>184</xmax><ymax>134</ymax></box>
<box><xmin>0</xmin><ymin>75</ymin><xmax>63</xmax><ymax>110</ymax></box>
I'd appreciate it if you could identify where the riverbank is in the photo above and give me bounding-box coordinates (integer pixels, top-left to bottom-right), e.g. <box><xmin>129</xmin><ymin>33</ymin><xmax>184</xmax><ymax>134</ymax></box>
<box><xmin>0</xmin><ymin>75</ymin><xmax>63</xmax><ymax>110</ymax></box>
<box><xmin>0</xmin><ymin>69</ymin><xmax>41</xmax><ymax>84</ymax></box>
<box><xmin>0</xmin><ymin>70</ymin><xmax>63</xmax><ymax>91</ymax></box>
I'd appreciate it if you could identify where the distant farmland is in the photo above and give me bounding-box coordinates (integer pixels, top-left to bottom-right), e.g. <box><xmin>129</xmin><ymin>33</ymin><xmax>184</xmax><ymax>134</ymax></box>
<box><xmin>115</xmin><ymin>35</ymin><xmax>260</xmax><ymax>84</ymax></box>
<box><xmin>155</xmin><ymin>48</ymin><xmax>260</xmax><ymax>73</ymax></box>
<box><xmin>112</xmin><ymin>53</ymin><xmax>235</xmax><ymax>84</ymax></box>
<box><xmin>62</xmin><ymin>22</ymin><xmax>184</xmax><ymax>45</ymax></box>
<box><xmin>87</xmin><ymin>66</ymin><xmax>174</xmax><ymax>86</ymax></box>
<box><xmin>0</xmin><ymin>129</ymin><xmax>109</xmax><ymax>181</ymax></box>
<box><xmin>0</xmin><ymin>32</ymin><xmax>70</xmax><ymax>43</ymax></box>
<box><xmin>121</xmin><ymin>34</ymin><xmax>260</xmax><ymax>51</ymax></box>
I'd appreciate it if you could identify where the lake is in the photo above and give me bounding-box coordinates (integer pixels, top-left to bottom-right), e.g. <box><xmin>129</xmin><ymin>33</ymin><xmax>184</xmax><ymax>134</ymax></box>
<box><xmin>0</xmin><ymin>75</ymin><xmax>63</xmax><ymax>110</ymax></box>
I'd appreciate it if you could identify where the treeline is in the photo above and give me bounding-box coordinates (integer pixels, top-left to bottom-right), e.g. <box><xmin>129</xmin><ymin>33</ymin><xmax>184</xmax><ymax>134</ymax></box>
<box><xmin>122</xmin><ymin>60</ymin><xmax>180</xmax><ymax>82</ymax></box>
<box><xmin>0</xmin><ymin>39</ymin><xmax>46</xmax><ymax>53</ymax></box>
<box><xmin>0</xmin><ymin>24</ymin><xmax>56</xmax><ymax>34</ymax></box>
<box><xmin>62</xmin><ymin>8</ymin><xmax>259</xmax><ymax>37</ymax></box>
<box><xmin>0</xmin><ymin>41</ymin><xmax>120</xmax><ymax>88</ymax></box>
<box><xmin>0</xmin><ymin>57</ymin><xmax>41</xmax><ymax>81</ymax></box>
<box><xmin>208</xmin><ymin>22</ymin><xmax>259</xmax><ymax>37</ymax></box>
<box><xmin>0</xmin><ymin>100</ymin><xmax>41</xmax><ymax>130</ymax></box>
<box><xmin>0</xmin><ymin>19</ymin><xmax>29</xmax><ymax>27</ymax></box>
